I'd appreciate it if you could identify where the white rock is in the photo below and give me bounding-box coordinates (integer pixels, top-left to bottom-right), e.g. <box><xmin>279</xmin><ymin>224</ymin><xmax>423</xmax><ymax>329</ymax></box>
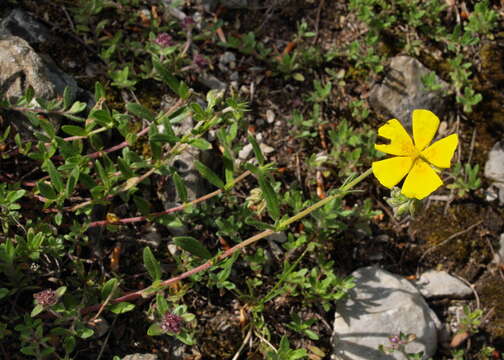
<box><xmin>259</xmin><ymin>143</ymin><xmax>274</xmax><ymax>154</ymax></box>
<box><xmin>331</xmin><ymin>266</ymin><xmax>439</xmax><ymax>360</ymax></box>
<box><xmin>485</xmin><ymin>142</ymin><xmax>504</xmax><ymax>182</ymax></box>
<box><xmin>492</xmin><ymin>233</ymin><xmax>504</xmax><ymax>264</ymax></box>
<box><xmin>266</xmin><ymin>109</ymin><xmax>275</xmax><ymax>124</ymax></box>
<box><xmin>238</xmin><ymin>143</ymin><xmax>253</xmax><ymax>159</ymax></box>
<box><xmin>412</xmin><ymin>270</ymin><xmax>473</xmax><ymax>299</ymax></box>
<box><xmin>368</xmin><ymin>56</ymin><xmax>450</xmax><ymax>130</ymax></box>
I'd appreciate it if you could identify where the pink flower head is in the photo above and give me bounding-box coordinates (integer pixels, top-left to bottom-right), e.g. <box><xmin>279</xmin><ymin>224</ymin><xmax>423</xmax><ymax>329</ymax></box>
<box><xmin>155</xmin><ymin>33</ymin><xmax>175</xmax><ymax>48</ymax></box>
<box><xmin>193</xmin><ymin>53</ymin><xmax>207</xmax><ymax>68</ymax></box>
<box><xmin>181</xmin><ymin>17</ymin><xmax>195</xmax><ymax>29</ymax></box>
<box><xmin>160</xmin><ymin>312</ymin><xmax>183</xmax><ymax>333</ymax></box>
<box><xmin>34</xmin><ymin>289</ymin><xmax>58</xmax><ymax>307</ymax></box>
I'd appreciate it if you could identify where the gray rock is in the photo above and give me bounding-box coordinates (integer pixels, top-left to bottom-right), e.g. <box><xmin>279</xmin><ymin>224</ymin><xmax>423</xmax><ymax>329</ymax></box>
<box><xmin>485</xmin><ymin>183</ymin><xmax>500</xmax><ymax>202</ymax></box>
<box><xmin>369</xmin><ymin>56</ymin><xmax>450</xmax><ymax>129</ymax></box>
<box><xmin>446</xmin><ymin>304</ymin><xmax>466</xmax><ymax>335</ymax></box>
<box><xmin>492</xmin><ymin>233</ymin><xmax>504</xmax><ymax>265</ymax></box>
<box><xmin>122</xmin><ymin>354</ymin><xmax>158</xmax><ymax>360</ymax></box>
<box><xmin>266</xmin><ymin>232</ymin><xmax>287</xmax><ymax>243</ymax></box>
<box><xmin>239</xmin><ymin>143</ymin><xmax>253</xmax><ymax>160</ymax></box>
<box><xmin>139</xmin><ymin>225</ymin><xmax>162</xmax><ymax>248</ymax></box>
<box><xmin>218</xmin><ymin>51</ymin><xmax>236</xmax><ymax>72</ymax></box>
<box><xmin>485</xmin><ymin>142</ymin><xmax>504</xmax><ymax>182</ymax></box>
<box><xmin>266</xmin><ymin>109</ymin><xmax>275</xmax><ymax>124</ymax></box>
<box><xmin>331</xmin><ymin>266</ymin><xmax>439</xmax><ymax>360</ymax></box>
<box><xmin>161</xmin><ymin>114</ymin><xmax>218</xmax><ymax>210</ymax></box>
<box><xmin>412</xmin><ymin>270</ymin><xmax>473</xmax><ymax>299</ymax></box>
<box><xmin>0</xmin><ymin>36</ymin><xmax>86</xmax><ymax>136</ymax></box>
<box><xmin>0</xmin><ymin>36</ymin><xmax>78</xmax><ymax>103</ymax></box>
<box><xmin>229</xmin><ymin>72</ymin><xmax>239</xmax><ymax>82</ymax></box>
<box><xmin>0</xmin><ymin>9</ymin><xmax>52</xmax><ymax>45</ymax></box>
<box><xmin>259</xmin><ymin>143</ymin><xmax>274</xmax><ymax>154</ymax></box>
<box><xmin>484</xmin><ymin>142</ymin><xmax>504</xmax><ymax>204</ymax></box>
<box><xmin>199</xmin><ymin>74</ymin><xmax>227</xmax><ymax>91</ymax></box>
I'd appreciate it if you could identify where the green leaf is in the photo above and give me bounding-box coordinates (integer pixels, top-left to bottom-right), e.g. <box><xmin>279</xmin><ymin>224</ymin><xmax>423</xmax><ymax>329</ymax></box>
<box><xmin>159</xmin><ymin>114</ymin><xmax>177</xmax><ymax>138</ymax></box>
<box><xmin>44</xmin><ymin>159</ymin><xmax>63</xmax><ymax>193</ymax></box>
<box><xmin>126</xmin><ymin>103</ymin><xmax>155</xmax><ymax>122</ymax></box>
<box><xmin>172</xmin><ymin>172</ymin><xmax>187</xmax><ymax>203</ymax></box>
<box><xmin>21</xmin><ymin>346</ymin><xmax>37</xmax><ymax>356</ymax></box>
<box><xmin>31</xmin><ymin>304</ymin><xmax>45</xmax><ymax>317</ymax></box>
<box><xmin>76</xmin><ymin>327</ymin><xmax>94</xmax><ymax>339</ymax></box>
<box><xmin>109</xmin><ymin>302</ymin><xmax>135</xmax><ymax>314</ymax></box>
<box><xmin>247</xmin><ymin>132</ymin><xmax>265</xmax><ymax>165</ymax></box>
<box><xmin>305</xmin><ymin>329</ymin><xmax>320</xmax><ymax>340</ymax></box>
<box><xmin>91</xmin><ymin>109</ymin><xmax>113</xmax><ymax>126</ymax></box>
<box><xmin>156</xmin><ymin>293</ymin><xmax>169</xmax><ymax>314</ymax></box>
<box><xmin>206</xmin><ymin>89</ymin><xmax>223</xmax><ymax>110</ymax></box>
<box><xmin>153</xmin><ymin>61</ymin><xmax>190</xmax><ymax>99</ymax></box>
<box><xmin>149</xmin><ymin>133</ymin><xmax>180</xmax><ymax>144</ymax></box>
<box><xmin>24</xmin><ymin>86</ymin><xmax>35</xmax><ymax>104</ymax></box>
<box><xmin>39</xmin><ymin>118</ymin><xmax>55</xmax><ymax>140</ymax></box>
<box><xmin>117</xmin><ymin>157</ymin><xmax>134</xmax><ymax>177</ymax></box>
<box><xmin>6</xmin><ymin>189</ymin><xmax>25</xmax><ymax>203</ymax></box>
<box><xmin>65</xmin><ymin>166</ymin><xmax>80</xmax><ymax>197</ymax></box>
<box><xmin>194</xmin><ymin>160</ymin><xmax>224</xmax><ymax>188</ymax></box>
<box><xmin>147</xmin><ymin>323</ymin><xmax>165</xmax><ymax>336</ymax></box>
<box><xmin>37</xmin><ymin>181</ymin><xmax>57</xmax><ymax>200</ymax></box>
<box><xmin>173</xmin><ymin>236</ymin><xmax>212</xmax><ymax>259</ymax></box>
<box><xmin>63</xmin><ymin>87</ymin><xmax>73</xmax><ymax>110</ymax></box>
<box><xmin>133</xmin><ymin>196</ymin><xmax>151</xmax><ymax>215</ymax></box>
<box><xmin>55</xmin><ymin>286</ymin><xmax>67</xmax><ymax>297</ymax></box>
<box><xmin>149</xmin><ymin>124</ymin><xmax>162</xmax><ymax>161</ymax></box>
<box><xmin>175</xmin><ymin>330</ymin><xmax>196</xmax><ymax>345</ymax></box>
<box><xmin>95</xmin><ymin>82</ymin><xmax>106</xmax><ymax>101</ymax></box>
<box><xmin>257</xmin><ymin>173</ymin><xmax>280</xmax><ymax>220</ymax></box>
<box><xmin>101</xmin><ymin>278</ymin><xmax>119</xmax><ymax>300</ymax></box>
<box><xmin>293</xmin><ymin>73</ymin><xmax>305</xmax><ymax>82</ymax></box>
<box><xmin>245</xmin><ymin>218</ymin><xmax>275</xmax><ymax>230</ymax></box>
<box><xmin>0</xmin><ymin>288</ymin><xmax>9</xmax><ymax>300</ymax></box>
<box><xmin>190</xmin><ymin>138</ymin><xmax>212</xmax><ymax>150</ymax></box>
<box><xmin>61</xmin><ymin>125</ymin><xmax>87</xmax><ymax>137</ymax></box>
<box><xmin>63</xmin><ymin>113</ymin><xmax>85</xmax><ymax>122</ymax></box>
<box><xmin>63</xmin><ymin>336</ymin><xmax>76</xmax><ymax>354</ymax></box>
<box><xmin>95</xmin><ymin>160</ymin><xmax>109</xmax><ymax>189</ymax></box>
<box><xmin>67</xmin><ymin>101</ymin><xmax>86</xmax><ymax>114</ymax></box>
<box><xmin>143</xmin><ymin>247</ymin><xmax>162</xmax><ymax>281</ymax></box>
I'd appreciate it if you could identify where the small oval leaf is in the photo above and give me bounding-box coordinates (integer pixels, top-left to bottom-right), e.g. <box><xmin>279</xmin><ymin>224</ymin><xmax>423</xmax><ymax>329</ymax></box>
<box><xmin>143</xmin><ymin>247</ymin><xmax>162</xmax><ymax>281</ymax></box>
<box><xmin>194</xmin><ymin>160</ymin><xmax>224</xmax><ymax>188</ymax></box>
<box><xmin>173</xmin><ymin>236</ymin><xmax>212</xmax><ymax>260</ymax></box>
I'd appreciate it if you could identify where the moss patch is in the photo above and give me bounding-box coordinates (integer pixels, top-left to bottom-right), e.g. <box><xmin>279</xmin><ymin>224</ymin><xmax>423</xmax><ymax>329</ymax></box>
<box><xmin>410</xmin><ymin>202</ymin><xmax>494</xmax><ymax>272</ymax></box>
<box><xmin>477</xmin><ymin>272</ymin><xmax>504</xmax><ymax>341</ymax></box>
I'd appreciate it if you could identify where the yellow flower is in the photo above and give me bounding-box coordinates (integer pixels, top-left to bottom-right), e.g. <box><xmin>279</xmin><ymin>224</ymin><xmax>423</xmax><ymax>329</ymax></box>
<box><xmin>372</xmin><ymin>109</ymin><xmax>458</xmax><ymax>200</ymax></box>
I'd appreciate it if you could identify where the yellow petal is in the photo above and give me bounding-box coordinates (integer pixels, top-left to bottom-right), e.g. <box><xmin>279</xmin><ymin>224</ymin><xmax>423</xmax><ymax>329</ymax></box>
<box><xmin>375</xmin><ymin>119</ymin><xmax>416</xmax><ymax>156</ymax></box>
<box><xmin>421</xmin><ymin>134</ymin><xmax>459</xmax><ymax>168</ymax></box>
<box><xmin>372</xmin><ymin>156</ymin><xmax>414</xmax><ymax>189</ymax></box>
<box><xmin>412</xmin><ymin>109</ymin><xmax>440</xmax><ymax>151</ymax></box>
<box><xmin>401</xmin><ymin>159</ymin><xmax>443</xmax><ymax>200</ymax></box>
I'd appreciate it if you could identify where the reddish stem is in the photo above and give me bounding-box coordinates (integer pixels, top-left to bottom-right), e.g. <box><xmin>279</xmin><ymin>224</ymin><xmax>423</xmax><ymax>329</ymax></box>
<box><xmin>81</xmin><ymin>225</ymin><xmax>273</xmax><ymax>316</ymax></box>
<box><xmin>88</xmin><ymin>170</ymin><xmax>251</xmax><ymax>227</ymax></box>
